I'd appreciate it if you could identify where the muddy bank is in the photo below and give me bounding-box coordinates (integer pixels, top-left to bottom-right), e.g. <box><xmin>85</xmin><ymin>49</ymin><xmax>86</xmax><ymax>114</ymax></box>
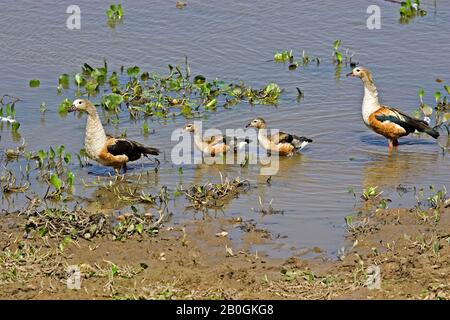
<box><xmin>1</xmin><ymin>196</ymin><xmax>450</xmax><ymax>300</ymax></box>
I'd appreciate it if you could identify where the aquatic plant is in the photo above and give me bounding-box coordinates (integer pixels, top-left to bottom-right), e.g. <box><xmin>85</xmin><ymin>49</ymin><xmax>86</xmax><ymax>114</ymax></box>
<box><xmin>414</xmin><ymin>85</ymin><xmax>450</xmax><ymax>135</ymax></box>
<box><xmin>345</xmin><ymin>215</ymin><xmax>379</xmax><ymax>237</ymax></box>
<box><xmin>412</xmin><ymin>185</ymin><xmax>448</xmax><ymax>225</ymax></box>
<box><xmin>0</xmin><ymin>95</ymin><xmax>21</xmax><ymax>137</ymax></box>
<box><xmin>333</xmin><ymin>40</ymin><xmax>343</xmax><ymax>65</ymax></box>
<box><xmin>252</xmin><ymin>196</ymin><xmax>284</xmax><ymax>215</ymax></box>
<box><xmin>361</xmin><ymin>186</ymin><xmax>382</xmax><ymax>201</ymax></box>
<box><xmin>58</xmin><ymin>59</ymin><xmax>283</xmax><ymax>124</ymax></box>
<box><xmin>106</xmin><ymin>3</ymin><xmax>123</xmax><ymax>26</ymax></box>
<box><xmin>29</xmin><ymin>79</ymin><xmax>40</xmax><ymax>88</ymax></box>
<box><xmin>185</xmin><ymin>176</ymin><xmax>250</xmax><ymax>211</ymax></box>
<box><xmin>3</xmin><ymin>140</ymin><xmax>26</xmax><ymax>162</ymax></box>
<box><xmin>274</xmin><ymin>50</ymin><xmax>293</xmax><ymax>63</ymax></box>
<box><xmin>332</xmin><ymin>40</ymin><xmax>355</xmax><ymax>66</ymax></box>
<box><xmin>22</xmin><ymin>198</ymin><xmax>169</xmax><ymax>242</ymax></box>
<box><xmin>399</xmin><ymin>0</ymin><xmax>427</xmax><ymax>24</ymax></box>
<box><xmin>1</xmin><ymin>170</ymin><xmax>29</xmax><ymax>193</ymax></box>
<box><xmin>113</xmin><ymin>208</ymin><xmax>169</xmax><ymax>240</ymax></box>
<box><xmin>273</xmin><ymin>49</ymin><xmax>320</xmax><ymax>71</ymax></box>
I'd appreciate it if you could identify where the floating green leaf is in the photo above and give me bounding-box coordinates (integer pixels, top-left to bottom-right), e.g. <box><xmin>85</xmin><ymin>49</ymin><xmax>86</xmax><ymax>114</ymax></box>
<box><xmin>56</xmin><ymin>145</ymin><xmax>65</xmax><ymax>157</ymax></box>
<box><xmin>444</xmin><ymin>85</ymin><xmax>450</xmax><ymax>95</ymax></box>
<box><xmin>49</xmin><ymin>147</ymin><xmax>56</xmax><ymax>160</ymax></box>
<box><xmin>205</xmin><ymin>98</ymin><xmax>217</xmax><ymax>110</ymax></box>
<box><xmin>345</xmin><ymin>215</ymin><xmax>353</xmax><ymax>226</ymax></box>
<box><xmin>111</xmin><ymin>263</ymin><xmax>119</xmax><ymax>277</ymax></box>
<box><xmin>50</xmin><ymin>174</ymin><xmax>62</xmax><ymax>191</ymax></box>
<box><xmin>59</xmin><ymin>98</ymin><xmax>72</xmax><ymax>113</ymax></box>
<box><xmin>29</xmin><ymin>79</ymin><xmax>40</xmax><ymax>88</ymax></box>
<box><xmin>11</xmin><ymin>121</ymin><xmax>20</xmax><ymax>132</ymax></box>
<box><xmin>264</xmin><ymin>83</ymin><xmax>282</xmax><ymax>96</ymax></box>
<box><xmin>418</xmin><ymin>87</ymin><xmax>425</xmax><ymax>99</ymax></box>
<box><xmin>37</xmin><ymin>150</ymin><xmax>47</xmax><ymax>163</ymax></box>
<box><xmin>136</xmin><ymin>223</ymin><xmax>144</xmax><ymax>235</ymax></box>
<box><xmin>194</xmin><ymin>75</ymin><xmax>206</xmax><ymax>85</ymax></box>
<box><xmin>109</xmin><ymin>72</ymin><xmax>119</xmax><ymax>88</ymax></box>
<box><xmin>274</xmin><ymin>50</ymin><xmax>293</xmax><ymax>63</ymax></box>
<box><xmin>101</xmin><ymin>93</ymin><xmax>123</xmax><ymax>110</ymax></box>
<box><xmin>434</xmin><ymin>91</ymin><xmax>442</xmax><ymax>102</ymax></box>
<box><xmin>67</xmin><ymin>171</ymin><xmax>75</xmax><ymax>187</ymax></box>
<box><xmin>86</xmin><ymin>80</ymin><xmax>99</xmax><ymax>94</ymax></box>
<box><xmin>59</xmin><ymin>74</ymin><xmax>70</xmax><ymax>89</ymax></box>
<box><xmin>142</xmin><ymin>122</ymin><xmax>149</xmax><ymax>135</ymax></box>
<box><xmin>335</xmin><ymin>51</ymin><xmax>342</xmax><ymax>64</ymax></box>
<box><xmin>141</xmin><ymin>72</ymin><xmax>150</xmax><ymax>82</ymax></box>
<box><xmin>333</xmin><ymin>40</ymin><xmax>341</xmax><ymax>50</ymax></box>
<box><xmin>126</xmin><ymin>66</ymin><xmax>140</xmax><ymax>78</ymax></box>
<box><xmin>74</xmin><ymin>73</ymin><xmax>85</xmax><ymax>87</ymax></box>
<box><xmin>64</xmin><ymin>152</ymin><xmax>72</xmax><ymax>164</ymax></box>
<box><xmin>107</xmin><ymin>4</ymin><xmax>123</xmax><ymax>20</ymax></box>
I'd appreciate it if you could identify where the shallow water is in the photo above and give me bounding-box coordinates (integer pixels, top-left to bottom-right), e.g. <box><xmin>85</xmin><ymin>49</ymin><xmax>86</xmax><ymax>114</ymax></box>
<box><xmin>1</xmin><ymin>0</ymin><xmax>450</xmax><ymax>257</ymax></box>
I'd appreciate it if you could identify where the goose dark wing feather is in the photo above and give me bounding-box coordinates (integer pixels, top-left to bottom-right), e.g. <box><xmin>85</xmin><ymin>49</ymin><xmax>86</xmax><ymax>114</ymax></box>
<box><xmin>222</xmin><ymin>135</ymin><xmax>251</xmax><ymax>145</ymax></box>
<box><xmin>107</xmin><ymin>139</ymin><xmax>142</xmax><ymax>161</ymax></box>
<box><xmin>374</xmin><ymin>114</ymin><xmax>416</xmax><ymax>134</ymax></box>
<box><xmin>272</xmin><ymin>132</ymin><xmax>293</xmax><ymax>144</ymax></box>
<box><xmin>376</xmin><ymin>107</ymin><xmax>440</xmax><ymax>138</ymax></box>
<box><xmin>108</xmin><ymin>138</ymin><xmax>160</xmax><ymax>161</ymax></box>
<box><xmin>273</xmin><ymin>132</ymin><xmax>312</xmax><ymax>145</ymax></box>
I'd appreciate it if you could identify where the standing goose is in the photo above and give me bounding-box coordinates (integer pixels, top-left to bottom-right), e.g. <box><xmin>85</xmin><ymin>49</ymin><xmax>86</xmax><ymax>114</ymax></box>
<box><xmin>246</xmin><ymin>118</ymin><xmax>312</xmax><ymax>156</ymax></box>
<box><xmin>68</xmin><ymin>99</ymin><xmax>160</xmax><ymax>173</ymax></box>
<box><xmin>183</xmin><ymin>123</ymin><xmax>249</xmax><ymax>157</ymax></box>
<box><xmin>347</xmin><ymin>67</ymin><xmax>439</xmax><ymax>150</ymax></box>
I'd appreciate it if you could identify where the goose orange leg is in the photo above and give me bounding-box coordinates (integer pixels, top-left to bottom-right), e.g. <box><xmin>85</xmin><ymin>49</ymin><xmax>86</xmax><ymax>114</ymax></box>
<box><xmin>388</xmin><ymin>138</ymin><xmax>399</xmax><ymax>151</ymax></box>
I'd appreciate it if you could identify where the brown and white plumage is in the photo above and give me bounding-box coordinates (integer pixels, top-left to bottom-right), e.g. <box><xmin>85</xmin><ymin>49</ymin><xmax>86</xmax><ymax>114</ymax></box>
<box><xmin>69</xmin><ymin>99</ymin><xmax>159</xmax><ymax>173</ymax></box>
<box><xmin>246</xmin><ymin>118</ymin><xmax>312</xmax><ymax>156</ymax></box>
<box><xmin>347</xmin><ymin>66</ymin><xmax>439</xmax><ymax>149</ymax></box>
<box><xmin>183</xmin><ymin>123</ymin><xmax>249</xmax><ymax>157</ymax></box>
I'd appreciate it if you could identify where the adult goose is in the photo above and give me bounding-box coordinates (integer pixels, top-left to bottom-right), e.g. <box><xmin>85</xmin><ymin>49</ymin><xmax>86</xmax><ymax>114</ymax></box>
<box><xmin>347</xmin><ymin>66</ymin><xmax>439</xmax><ymax>150</ymax></box>
<box><xmin>69</xmin><ymin>99</ymin><xmax>160</xmax><ymax>173</ymax></box>
<box><xmin>246</xmin><ymin>118</ymin><xmax>312</xmax><ymax>156</ymax></box>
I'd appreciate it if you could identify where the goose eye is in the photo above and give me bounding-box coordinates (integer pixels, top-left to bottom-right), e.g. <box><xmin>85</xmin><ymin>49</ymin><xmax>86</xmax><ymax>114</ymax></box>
<box><xmin>356</xmin><ymin>69</ymin><xmax>360</xmax><ymax>72</ymax></box>
<box><xmin>78</xmin><ymin>101</ymin><xmax>82</xmax><ymax>104</ymax></box>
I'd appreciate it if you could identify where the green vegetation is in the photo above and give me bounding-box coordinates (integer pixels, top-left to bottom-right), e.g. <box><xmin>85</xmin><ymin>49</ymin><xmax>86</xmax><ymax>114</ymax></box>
<box><xmin>361</xmin><ymin>186</ymin><xmax>382</xmax><ymax>201</ymax></box>
<box><xmin>399</xmin><ymin>0</ymin><xmax>427</xmax><ymax>24</ymax></box>
<box><xmin>185</xmin><ymin>176</ymin><xmax>250</xmax><ymax>211</ymax></box>
<box><xmin>106</xmin><ymin>3</ymin><xmax>123</xmax><ymax>27</ymax></box>
<box><xmin>333</xmin><ymin>40</ymin><xmax>343</xmax><ymax>65</ymax></box>
<box><xmin>414</xmin><ymin>84</ymin><xmax>450</xmax><ymax>135</ymax></box>
<box><xmin>273</xmin><ymin>49</ymin><xmax>320</xmax><ymax>70</ymax></box>
<box><xmin>56</xmin><ymin>59</ymin><xmax>283</xmax><ymax>123</ymax></box>
<box><xmin>332</xmin><ymin>40</ymin><xmax>355</xmax><ymax>66</ymax></box>
<box><xmin>29</xmin><ymin>79</ymin><xmax>40</xmax><ymax>88</ymax></box>
<box><xmin>0</xmin><ymin>95</ymin><xmax>21</xmax><ymax>140</ymax></box>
